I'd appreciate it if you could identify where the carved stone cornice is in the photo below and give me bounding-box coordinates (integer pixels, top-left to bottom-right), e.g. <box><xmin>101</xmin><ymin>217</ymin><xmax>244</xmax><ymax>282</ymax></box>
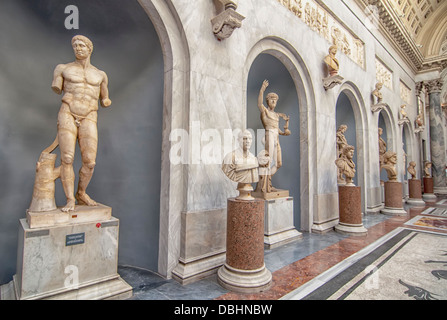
<box><xmin>353</xmin><ymin>0</ymin><xmax>447</xmax><ymax>74</ymax></box>
<box><xmin>426</xmin><ymin>79</ymin><xmax>443</xmax><ymax>94</ymax></box>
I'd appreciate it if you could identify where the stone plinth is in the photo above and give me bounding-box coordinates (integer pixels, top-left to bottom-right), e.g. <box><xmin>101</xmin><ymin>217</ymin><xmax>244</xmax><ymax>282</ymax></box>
<box><xmin>3</xmin><ymin>216</ymin><xmax>132</xmax><ymax>300</ymax></box>
<box><xmin>26</xmin><ymin>203</ymin><xmax>112</xmax><ymax>229</ymax></box>
<box><xmin>381</xmin><ymin>181</ymin><xmax>407</xmax><ymax>216</ymax></box>
<box><xmin>423</xmin><ymin>177</ymin><xmax>437</xmax><ymax>201</ymax></box>
<box><xmin>406</xmin><ymin>179</ymin><xmax>425</xmax><ymax>207</ymax></box>
<box><xmin>264</xmin><ymin>197</ymin><xmax>302</xmax><ymax>248</ymax></box>
<box><xmin>172</xmin><ymin>208</ymin><xmax>226</xmax><ymax>285</ymax></box>
<box><xmin>335</xmin><ymin>186</ymin><xmax>367</xmax><ymax>236</ymax></box>
<box><xmin>217</xmin><ymin>198</ymin><xmax>272</xmax><ymax>293</ymax></box>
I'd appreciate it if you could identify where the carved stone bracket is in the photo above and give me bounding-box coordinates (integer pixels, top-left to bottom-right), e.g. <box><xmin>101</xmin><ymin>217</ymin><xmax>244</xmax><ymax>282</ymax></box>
<box><xmin>322</xmin><ymin>75</ymin><xmax>343</xmax><ymax>90</ymax></box>
<box><xmin>371</xmin><ymin>102</ymin><xmax>388</xmax><ymax>113</ymax></box>
<box><xmin>211</xmin><ymin>0</ymin><xmax>245</xmax><ymax>41</ymax></box>
<box><xmin>398</xmin><ymin>117</ymin><xmax>410</xmax><ymax>126</ymax></box>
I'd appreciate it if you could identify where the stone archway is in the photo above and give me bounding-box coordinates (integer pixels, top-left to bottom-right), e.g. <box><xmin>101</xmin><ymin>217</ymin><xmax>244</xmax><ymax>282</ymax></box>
<box><xmin>243</xmin><ymin>37</ymin><xmax>316</xmax><ymax>232</ymax></box>
<box><xmin>138</xmin><ymin>0</ymin><xmax>191</xmax><ymax>278</ymax></box>
<box><xmin>336</xmin><ymin>82</ymin><xmax>368</xmax><ymax>214</ymax></box>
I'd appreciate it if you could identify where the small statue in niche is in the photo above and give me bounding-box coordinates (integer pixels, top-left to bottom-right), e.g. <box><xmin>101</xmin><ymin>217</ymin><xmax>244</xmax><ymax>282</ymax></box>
<box><xmin>381</xmin><ymin>151</ymin><xmax>398</xmax><ymax>182</ymax></box>
<box><xmin>254</xmin><ymin>80</ymin><xmax>290</xmax><ymax>196</ymax></box>
<box><xmin>378</xmin><ymin>127</ymin><xmax>387</xmax><ymax>170</ymax></box>
<box><xmin>424</xmin><ymin>161</ymin><xmax>432</xmax><ymax>178</ymax></box>
<box><xmin>336</xmin><ymin>124</ymin><xmax>348</xmax><ymax>184</ymax></box>
<box><xmin>222</xmin><ymin>130</ymin><xmax>259</xmax><ymax>200</ymax></box>
<box><xmin>335</xmin><ymin>145</ymin><xmax>356</xmax><ymax>186</ymax></box>
<box><xmin>407</xmin><ymin>161</ymin><xmax>417</xmax><ymax>180</ymax></box>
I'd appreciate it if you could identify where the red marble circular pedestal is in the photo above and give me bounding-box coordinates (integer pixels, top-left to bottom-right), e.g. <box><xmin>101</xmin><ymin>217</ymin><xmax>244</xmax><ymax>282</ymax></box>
<box><xmin>407</xmin><ymin>179</ymin><xmax>426</xmax><ymax>206</ymax></box>
<box><xmin>217</xmin><ymin>198</ymin><xmax>272</xmax><ymax>293</ymax></box>
<box><xmin>335</xmin><ymin>186</ymin><xmax>367</xmax><ymax>236</ymax></box>
<box><xmin>409</xmin><ymin>179</ymin><xmax>422</xmax><ymax>199</ymax></box>
<box><xmin>381</xmin><ymin>181</ymin><xmax>407</xmax><ymax>216</ymax></box>
<box><xmin>423</xmin><ymin>177</ymin><xmax>434</xmax><ymax>194</ymax></box>
<box><xmin>422</xmin><ymin>177</ymin><xmax>437</xmax><ymax>201</ymax></box>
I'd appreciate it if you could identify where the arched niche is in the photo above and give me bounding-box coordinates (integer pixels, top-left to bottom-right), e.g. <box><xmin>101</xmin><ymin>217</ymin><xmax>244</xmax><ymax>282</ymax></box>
<box><xmin>243</xmin><ymin>37</ymin><xmax>316</xmax><ymax>232</ymax></box>
<box><xmin>378</xmin><ymin>105</ymin><xmax>397</xmax><ymax>182</ymax></box>
<box><xmin>246</xmin><ymin>53</ymin><xmax>301</xmax><ymax>229</ymax></box>
<box><xmin>336</xmin><ymin>82</ymin><xmax>368</xmax><ymax>213</ymax></box>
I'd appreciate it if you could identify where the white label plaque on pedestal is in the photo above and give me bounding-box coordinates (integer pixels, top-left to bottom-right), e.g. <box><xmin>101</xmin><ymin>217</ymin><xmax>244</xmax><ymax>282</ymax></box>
<box><xmin>264</xmin><ymin>197</ymin><xmax>302</xmax><ymax>249</ymax></box>
<box><xmin>10</xmin><ymin>217</ymin><xmax>132</xmax><ymax>300</ymax></box>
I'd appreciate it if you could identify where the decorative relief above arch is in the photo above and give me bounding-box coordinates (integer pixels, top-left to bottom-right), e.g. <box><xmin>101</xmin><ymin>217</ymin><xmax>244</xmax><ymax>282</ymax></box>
<box><xmin>276</xmin><ymin>0</ymin><xmax>365</xmax><ymax>69</ymax></box>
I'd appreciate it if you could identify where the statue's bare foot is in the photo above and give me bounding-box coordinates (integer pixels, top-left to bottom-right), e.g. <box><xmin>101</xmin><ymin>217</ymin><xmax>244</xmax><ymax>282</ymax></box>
<box><xmin>76</xmin><ymin>192</ymin><xmax>97</xmax><ymax>206</ymax></box>
<box><xmin>61</xmin><ymin>199</ymin><xmax>76</xmax><ymax>212</ymax></box>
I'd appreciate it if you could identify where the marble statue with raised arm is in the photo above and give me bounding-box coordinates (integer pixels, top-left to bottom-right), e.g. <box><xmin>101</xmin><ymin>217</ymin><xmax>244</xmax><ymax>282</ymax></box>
<box><xmin>254</xmin><ymin>80</ymin><xmax>290</xmax><ymax>195</ymax></box>
<box><xmin>52</xmin><ymin>35</ymin><xmax>111</xmax><ymax>212</ymax></box>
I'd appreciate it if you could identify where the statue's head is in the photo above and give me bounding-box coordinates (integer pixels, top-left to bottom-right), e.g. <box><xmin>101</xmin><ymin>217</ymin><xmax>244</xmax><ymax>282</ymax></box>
<box><xmin>266</xmin><ymin>92</ymin><xmax>278</xmax><ymax>110</ymax></box>
<box><xmin>383</xmin><ymin>151</ymin><xmax>397</xmax><ymax>164</ymax></box>
<box><xmin>238</xmin><ymin>129</ymin><xmax>253</xmax><ymax>151</ymax></box>
<box><xmin>337</xmin><ymin>124</ymin><xmax>347</xmax><ymax>133</ymax></box>
<box><xmin>329</xmin><ymin>45</ymin><xmax>337</xmax><ymax>55</ymax></box>
<box><xmin>71</xmin><ymin>35</ymin><xmax>93</xmax><ymax>59</ymax></box>
<box><xmin>343</xmin><ymin>145</ymin><xmax>355</xmax><ymax>159</ymax></box>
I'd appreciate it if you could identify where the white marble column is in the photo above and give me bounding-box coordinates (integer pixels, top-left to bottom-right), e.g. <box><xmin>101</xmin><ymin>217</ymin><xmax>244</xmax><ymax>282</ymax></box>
<box><xmin>427</xmin><ymin>79</ymin><xmax>447</xmax><ymax>190</ymax></box>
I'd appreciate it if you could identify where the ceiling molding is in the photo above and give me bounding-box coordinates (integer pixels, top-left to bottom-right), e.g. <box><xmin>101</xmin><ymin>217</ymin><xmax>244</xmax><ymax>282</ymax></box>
<box><xmin>354</xmin><ymin>0</ymin><xmax>447</xmax><ymax>74</ymax></box>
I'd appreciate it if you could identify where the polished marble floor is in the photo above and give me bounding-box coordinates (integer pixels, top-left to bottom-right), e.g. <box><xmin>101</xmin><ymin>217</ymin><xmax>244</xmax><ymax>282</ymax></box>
<box><xmin>120</xmin><ymin>197</ymin><xmax>446</xmax><ymax>300</ymax></box>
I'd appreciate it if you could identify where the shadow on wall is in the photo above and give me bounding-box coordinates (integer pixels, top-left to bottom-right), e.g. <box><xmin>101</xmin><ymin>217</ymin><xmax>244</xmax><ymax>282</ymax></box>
<box><xmin>0</xmin><ymin>0</ymin><xmax>164</xmax><ymax>284</ymax></box>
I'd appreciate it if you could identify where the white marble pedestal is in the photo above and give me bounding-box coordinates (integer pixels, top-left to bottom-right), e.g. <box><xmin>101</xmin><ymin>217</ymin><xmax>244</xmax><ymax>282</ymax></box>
<box><xmin>2</xmin><ymin>216</ymin><xmax>132</xmax><ymax>300</ymax></box>
<box><xmin>263</xmin><ymin>197</ymin><xmax>302</xmax><ymax>249</ymax></box>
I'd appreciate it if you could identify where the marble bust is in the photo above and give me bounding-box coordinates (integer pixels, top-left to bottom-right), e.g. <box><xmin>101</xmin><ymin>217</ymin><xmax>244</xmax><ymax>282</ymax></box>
<box><xmin>324</xmin><ymin>45</ymin><xmax>339</xmax><ymax>76</ymax></box>
<box><xmin>372</xmin><ymin>82</ymin><xmax>383</xmax><ymax>104</ymax></box>
<box><xmin>222</xmin><ymin>130</ymin><xmax>259</xmax><ymax>200</ymax></box>
<box><xmin>407</xmin><ymin>161</ymin><xmax>417</xmax><ymax>179</ymax></box>
<box><xmin>335</xmin><ymin>145</ymin><xmax>356</xmax><ymax>186</ymax></box>
<box><xmin>381</xmin><ymin>151</ymin><xmax>398</xmax><ymax>181</ymax></box>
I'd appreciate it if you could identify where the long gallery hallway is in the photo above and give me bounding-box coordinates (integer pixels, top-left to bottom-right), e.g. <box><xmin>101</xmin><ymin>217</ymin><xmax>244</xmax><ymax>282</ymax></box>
<box><xmin>118</xmin><ymin>196</ymin><xmax>447</xmax><ymax>301</ymax></box>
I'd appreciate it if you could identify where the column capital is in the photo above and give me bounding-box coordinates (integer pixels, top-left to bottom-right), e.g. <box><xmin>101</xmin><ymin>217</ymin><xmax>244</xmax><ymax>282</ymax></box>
<box><xmin>426</xmin><ymin>79</ymin><xmax>443</xmax><ymax>94</ymax></box>
<box><xmin>415</xmin><ymin>81</ymin><xmax>425</xmax><ymax>96</ymax></box>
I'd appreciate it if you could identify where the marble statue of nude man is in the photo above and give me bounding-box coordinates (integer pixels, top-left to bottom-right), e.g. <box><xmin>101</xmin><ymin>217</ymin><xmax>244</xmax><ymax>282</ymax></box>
<box><xmin>52</xmin><ymin>35</ymin><xmax>111</xmax><ymax>212</ymax></box>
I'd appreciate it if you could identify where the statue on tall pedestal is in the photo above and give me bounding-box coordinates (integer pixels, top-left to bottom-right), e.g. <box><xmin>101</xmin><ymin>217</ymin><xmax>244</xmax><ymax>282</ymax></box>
<box><xmin>336</xmin><ymin>124</ymin><xmax>348</xmax><ymax>184</ymax></box>
<box><xmin>253</xmin><ymin>80</ymin><xmax>290</xmax><ymax>199</ymax></box>
<box><xmin>378</xmin><ymin>127</ymin><xmax>387</xmax><ymax>171</ymax></box>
